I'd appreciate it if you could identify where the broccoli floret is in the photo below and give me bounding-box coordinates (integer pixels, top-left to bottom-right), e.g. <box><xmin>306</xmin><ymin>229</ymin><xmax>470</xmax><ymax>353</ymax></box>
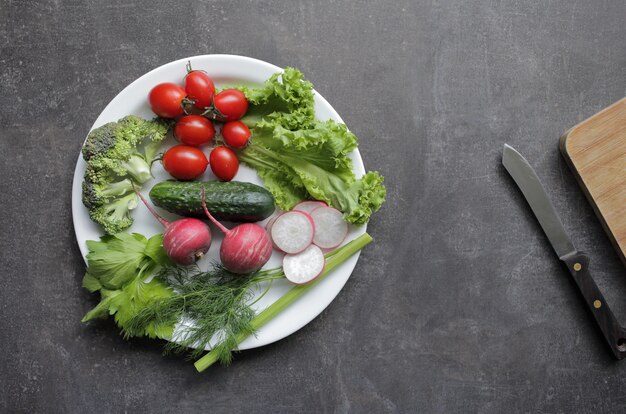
<box><xmin>89</xmin><ymin>153</ymin><xmax>153</xmax><ymax>184</ymax></box>
<box><xmin>82</xmin><ymin>178</ymin><xmax>134</xmax><ymax>209</ymax></box>
<box><xmin>81</xmin><ymin>116</ymin><xmax>171</xmax><ymax>234</ymax></box>
<box><xmin>82</xmin><ymin>122</ymin><xmax>119</xmax><ymax>161</ymax></box>
<box><xmin>88</xmin><ymin>192</ymin><xmax>139</xmax><ymax>235</ymax></box>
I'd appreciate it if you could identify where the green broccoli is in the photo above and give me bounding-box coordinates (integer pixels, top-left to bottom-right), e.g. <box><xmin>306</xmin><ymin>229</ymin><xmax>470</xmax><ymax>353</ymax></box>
<box><xmin>81</xmin><ymin>115</ymin><xmax>171</xmax><ymax>234</ymax></box>
<box><xmin>88</xmin><ymin>192</ymin><xmax>139</xmax><ymax>235</ymax></box>
<box><xmin>82</xmin><ymin>178</ymin><xmax>134</xmax><ymax>209</ymax></box>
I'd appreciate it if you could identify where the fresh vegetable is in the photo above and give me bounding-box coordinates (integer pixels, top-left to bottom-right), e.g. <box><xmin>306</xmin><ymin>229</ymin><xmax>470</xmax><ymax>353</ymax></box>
<box><xmin>265</xmin><ymin>215</ymin><xmax>281</xmax><ymax>250</ymax></box>
<box><xmin>194</xmin><ymin>232</ymin><xmax>374</xmax><ymax>370</ymax></box>
<box><xmin>283</xmin><ymin>244</ymin><xmax>325</xmax><ymax>285</ymax></box>
<box><xmin>149</xmin><ymin>180</ymin><xmax>275</xmax><ymax>222</ymax></box>
<box><xmin>270</xmin><ymin>210</ymin><xmax>315</xmax><ymax>254</ymax></box>
<box><xmin>209</xmin><ymin>146</ymin><xmax>239</xmax><ymax>181</ymax></box>
<box><xmin>234</xmin><ymin>68</ymin><xmax>386</xmax><ymax>224</ymax></box>
<box><xmin>81</xmin><ymin>115</ymin><xmax>171</xmax><ymax>234</ymax></box>
<box><xmin>174</xmin><ymin>115</ymin><xmax>215</xmax><ymax>146</ymax></box>
<box><xmin>125</xmin><ymin>262</ymin><xmax>285</xmax><ymax>361</ymax></box>
<box><xmin>213</xmin><ymin>89</ymin><xmax>248</xmax><ymax>120</ymax></box>
<box><xmin>135</xmin><ymin>187</ymin><xmax>212</xmax><ymax>265</ymax></box>
<box><xmin>310</xmin><ymin>206</ymin><xmax>348</xmax><ymax>249</ymax></box>
<box><xmin>236</xmin><ymin>67</ymin><xmax>315</xmax><ymax>129</ymax></box>
<box><xmin>162</xmin><ymin>145</ymin><xmax>208</xmax><ymax>180</ymax></box>
<box><xmin>201</xmin><ymin>190</ymin><xmax>272</xmax><ymax>274</ymax></box>
<box><xmin>149</xmin><ymin>83</ymin><xmax>186</xmax><ymax>118</ymax></box>
<box><xmin>293</xmin><ymin>200</ymin><xmax>327</xmax><ymax>214</ymax></box>
<box><xmin>184</xmin><ymin>65</ymin><xmax>215</xmax><ymax>109</ymax></box>
<box><xmin>122</xmin><ymin>232</ymin><xmax>372</xmax><ymax>366</ymax></box>
<box><xmin>81</xmin><ymin>232</ymin><xmax>174</xmax><ymax>339</ymax></box>
<box><xmin>221</xmin><ymin>121</ymin><xmax>251</xmax><ymax>148</ymax></box>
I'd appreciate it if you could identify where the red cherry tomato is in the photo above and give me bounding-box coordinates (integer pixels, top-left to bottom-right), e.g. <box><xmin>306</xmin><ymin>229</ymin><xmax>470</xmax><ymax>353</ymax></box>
<box><xmin>221</xmin><ymin>121</ymin><xmax>251</xmax><ymax>149</ymax></box>
<box><xmin>162</xmin><ymin>145</ymin><xmax>208</xmax><ymax>180</ymax></box>
<box><xmin>209</xmin><ymin>146</ymin><xmax>239</xmax><ymax>181</ymax></box>
<box><xmin>213</xmin><ymin>89</ymin><xmax>248</xmax><ymax>120</ymax></box>
<box><xmin>184</xmin><ymin>71</ymin><xmax>215</xmax><ymax>109</ymax></box>
<box><xmin>174</xmin><ymin>115</ymin><xmax>215</xmax><ymax>146</ymax></box>
<box><xmin>149</xmin><ymin>83</ymin><xmax>186</xmax><ymax>118</ymax></box>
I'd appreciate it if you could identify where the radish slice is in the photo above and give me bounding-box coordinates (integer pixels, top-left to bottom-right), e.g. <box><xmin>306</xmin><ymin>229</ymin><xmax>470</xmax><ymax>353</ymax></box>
<box><xmin>270</xmin><ymin>211</ymin><xmax>315</xmax><ymax>254</ymax></box>
<box><xmin>310</xmin><ymin>207</ymin><xmax>348</xmax><ymax>249</ymax></box>
<box><xmin>265</xmin><ymin>215</ymin><xmax>278</xmax><ymax>232</ymax></box>
<box><xmin>265</xmin><ymin>215</ymin><xmax>281</xmax><ymax>251</ymax></box>
<box><xmin>283</xmin><ymin>245</ymin><xmax>325</xmax><ymax>285</ymax></box>
<box><xmin>293</xmin><ymin>200</ymin><xmax>328</xmax><ymax>214</ymax></box>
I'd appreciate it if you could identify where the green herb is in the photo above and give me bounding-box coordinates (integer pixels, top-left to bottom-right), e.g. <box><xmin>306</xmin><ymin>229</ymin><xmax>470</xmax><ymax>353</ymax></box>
<box><xmin>234</xmin><ymin>68</ymin><xmax>386</xmax><ymax>224</ymax></box>
<box><xmin>81</xmin><ymin>232</ymin><xmax>175</xmax><ymax>339</ymax></box>
<box><xmin>124</xmin><ymin>264</ymin><xmax>284</xmax><ymax>362</ymax></box>
<box><xmin>194</xmin><ymin>232</ymin><xmax>374</xmax><ymax>371</ymax></box>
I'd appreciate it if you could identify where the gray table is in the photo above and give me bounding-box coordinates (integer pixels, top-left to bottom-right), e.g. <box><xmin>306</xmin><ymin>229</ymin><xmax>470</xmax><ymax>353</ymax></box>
<box><xmin>2</xmin><ymin>1</ymin><xmax>626</xmax><ymax>412</ymax></box>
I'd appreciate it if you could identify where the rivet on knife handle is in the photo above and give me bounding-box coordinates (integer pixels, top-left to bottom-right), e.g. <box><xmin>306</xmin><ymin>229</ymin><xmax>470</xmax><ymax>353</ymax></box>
<box><xmin>502</xmin><ymin>144</ymin><xmax>626</xmax><ymax>359</ymax></box>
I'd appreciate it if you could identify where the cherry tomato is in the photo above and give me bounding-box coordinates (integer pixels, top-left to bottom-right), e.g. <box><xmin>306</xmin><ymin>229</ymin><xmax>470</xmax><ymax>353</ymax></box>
<box><xmin>162</xmin><ymin>145</ymin><xmax>208</xmax><ymax>180</ymax></box>
<box><xmin>174</xmin><ymin>115</ymin><xmax>215</xmax><ymax>146</ymax></box>
<box><xmin>221</xmin><ymin>121</ymin><xmax>251</xmax><ymax>148</ymax></box>
<box><xmin>209</xmin><ymin>146</ymin><xmax>239</xmax><ymax>181</ymax></box>
<box><xmin>148</xmin><ymin>83</ymin><xmax>186</xmax><ymax>118</ymax></box>
<box><xmin>184</xmin><ymin>70</ymin><xmax>215</xmax><ymax>109</ymax></box>
<box><xmin>213</xmin><ymin>89</ymin><xmax>248</xmax><ymax>120</ymax></box>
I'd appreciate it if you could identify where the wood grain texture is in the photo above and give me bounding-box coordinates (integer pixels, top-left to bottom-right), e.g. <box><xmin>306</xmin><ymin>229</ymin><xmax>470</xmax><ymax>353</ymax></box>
<box><xmin>560</xmin><ymin>98</ymin><xmax>626</xmax><ymax>266</ymax></box>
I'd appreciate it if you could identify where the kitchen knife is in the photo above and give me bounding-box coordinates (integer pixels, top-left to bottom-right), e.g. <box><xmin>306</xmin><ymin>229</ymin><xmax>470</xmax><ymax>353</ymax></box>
<box><xmin>502</xmin><ymin>144</ymin><xmax>626</xmax><ymax>359</ymax></box>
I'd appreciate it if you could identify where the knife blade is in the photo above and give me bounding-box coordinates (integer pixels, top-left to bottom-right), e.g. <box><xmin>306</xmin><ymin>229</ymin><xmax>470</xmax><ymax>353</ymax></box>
<box><xmin>502</xmin><ymin>144</ymin><xmax>626</xmax><ymax>359</ymax></box>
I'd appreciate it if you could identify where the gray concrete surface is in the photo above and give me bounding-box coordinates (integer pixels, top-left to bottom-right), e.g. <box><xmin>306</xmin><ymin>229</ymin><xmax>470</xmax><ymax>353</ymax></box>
<box><xmin>2</xmin><ymin>0</ymin><xmax>626</xmax><ymax>412</ymax></box>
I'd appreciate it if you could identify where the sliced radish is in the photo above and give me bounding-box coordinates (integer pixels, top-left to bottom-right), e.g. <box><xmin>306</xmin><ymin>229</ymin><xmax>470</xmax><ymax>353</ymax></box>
<box><xmin>265</xmin><ymin>215</ymin><xmax>281</xmax><ymax>250</ymax></box>
<box><xmin>310</xmin><ymin>206</ymin><xmax>348</xmax><ymax>249</ymax></box>
<box><xmin>293</xmin><ymin>200</ymin><xmax>328</xmax><ymax>214</ymax></box>
<box><xmin>270</xmin><ymin>211</ymin><xmax>315</xmax><ymax>254</ymax></box>
<box><xmin>283</xmin><ymin>245</ymin><xmax>325</xmax><ymax>285</ymax></box>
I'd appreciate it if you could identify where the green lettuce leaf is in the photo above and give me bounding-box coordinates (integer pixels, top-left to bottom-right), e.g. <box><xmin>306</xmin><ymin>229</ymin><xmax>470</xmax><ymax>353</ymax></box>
<box><xmin>237</xmin><ymin>67</ymin><xmax>316</xmax><ymax>130</ymax></box>
<box><xmin>236</xmin><ymin>67</ymin><xmax>386</xmax><ymax>224</ymax></box>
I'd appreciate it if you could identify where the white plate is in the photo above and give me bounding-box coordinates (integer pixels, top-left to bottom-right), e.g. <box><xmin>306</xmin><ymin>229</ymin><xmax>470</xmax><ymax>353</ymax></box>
<box><xmin>72</xmin><ymin>54</ymin><xmax>366</xmax><ymax>350</ymax></box>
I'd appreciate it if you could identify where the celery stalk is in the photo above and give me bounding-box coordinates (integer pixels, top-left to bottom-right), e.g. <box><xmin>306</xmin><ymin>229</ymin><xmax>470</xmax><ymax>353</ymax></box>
<box><xmin>194</xmin><ymin>232</ymin><xmax>373</xmax><ymax>372</ymax></box>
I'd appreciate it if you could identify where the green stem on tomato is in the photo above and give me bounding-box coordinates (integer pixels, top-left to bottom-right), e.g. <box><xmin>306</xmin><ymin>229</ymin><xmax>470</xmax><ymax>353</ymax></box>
<box><xmin>194</xmin><ymin>232</ymin><xmax>373</xmax><ymax>372</ymax></box>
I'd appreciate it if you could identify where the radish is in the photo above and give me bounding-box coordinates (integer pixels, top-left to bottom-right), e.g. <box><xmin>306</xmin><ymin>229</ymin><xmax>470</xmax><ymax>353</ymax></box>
<box><xmin>310</xmin><ymin>206</ymin><xmax>348</xmax><ymax>249</ymax></box>
<box><xmin>293</xmin><ymin>200</ymin><xmax>327</xmax><ymax>214</ymax></box>
<box><xmin>201</xmin><ymin>190</ymin><xmax>272</xmax><ymax>274</ymax></box>
<box><xmin>283</xmin><ymin>245</ymin><xmax>325</xmax><ymax>285</ymax></box>
<box><xmin>265</xmin><ymin>215</ymin><xmax>282</xmax><ymax>251</ymax></box>
<box><xmin>270</xmin><ymin>210</ymin><xmax>315</xmax><ymax>254</ymax></box>
<box><xmin>134</xmin><ymin>187</ymin><xmax>211</xmax><ymax>265</ymax></box>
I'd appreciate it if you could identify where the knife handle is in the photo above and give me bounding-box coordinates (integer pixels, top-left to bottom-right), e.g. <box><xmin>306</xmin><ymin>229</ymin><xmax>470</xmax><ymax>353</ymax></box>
<box><xmin>561</xmin><ymin>251</ymin><xmax>626</xmax><ymax>359</ymax></box>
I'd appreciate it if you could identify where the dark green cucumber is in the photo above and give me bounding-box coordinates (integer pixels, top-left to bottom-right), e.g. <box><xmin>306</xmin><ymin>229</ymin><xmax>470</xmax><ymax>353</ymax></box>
<box><xmin>149</xmin><ymin>180</ymin><xmax>275</xmax><ymax>222</ymax></box>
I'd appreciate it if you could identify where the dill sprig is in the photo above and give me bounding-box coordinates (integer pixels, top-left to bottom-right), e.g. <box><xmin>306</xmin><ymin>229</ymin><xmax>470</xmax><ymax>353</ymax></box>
<box><xmin>123</xmin><ymin>263</ymin><xmax>284</xmax><ymax>363</ymax></box>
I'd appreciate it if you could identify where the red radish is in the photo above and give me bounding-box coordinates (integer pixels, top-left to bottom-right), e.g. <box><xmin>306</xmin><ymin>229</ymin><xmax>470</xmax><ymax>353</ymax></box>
<box><xmin>134</xmin><ymin>187</ymin><xmax>211</xmax><ymax>265</ymax></box>
<box><xmin>283</xmin><ymin>245</ymin><xmax>325</xmax><ymax>285</ymax></box>
<box><xmin>201</xmin><ymin>190</ymin><xmax>272</xmax><ymax>274</ymax></box>
<box><xmin>293</xmin><ymin>200</ymin><xmax>328</xmax><ymax>214</ymax></box>
<box><xmin>270</xmin><ymin>211</ymin><xmax>315</xmax><ymax>254</ymax></box>
<box><xmin>310</xmin><ymin>206</ymin><xmax>348</xmax><ymax>249</ymax></box>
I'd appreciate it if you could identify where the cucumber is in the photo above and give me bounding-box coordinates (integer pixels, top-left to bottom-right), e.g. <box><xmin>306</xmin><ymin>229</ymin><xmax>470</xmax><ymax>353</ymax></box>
<box><xmin>149</xmin><ymin>180</ymin><xmax>275</xmax><ymax>222</ymax></box>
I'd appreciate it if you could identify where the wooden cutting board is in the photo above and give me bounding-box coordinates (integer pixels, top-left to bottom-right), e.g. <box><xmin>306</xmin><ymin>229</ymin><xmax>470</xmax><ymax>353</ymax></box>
<box><xmin>560</xmin><ymin>97</ymin><xmax>626</xmax><ymax>266</ymax></box>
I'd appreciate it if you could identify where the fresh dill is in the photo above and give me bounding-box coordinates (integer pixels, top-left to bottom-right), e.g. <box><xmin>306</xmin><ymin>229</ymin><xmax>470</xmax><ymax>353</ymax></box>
<box><xmin>123</xmin><ymin>263</ymin><xmax>284</xmax><ymax>364</ymax></box>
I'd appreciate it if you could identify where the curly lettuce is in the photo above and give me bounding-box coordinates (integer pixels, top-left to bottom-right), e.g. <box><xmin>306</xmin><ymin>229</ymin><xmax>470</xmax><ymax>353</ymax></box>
<box><xmin>236</xmin><ymin>68</ymin><xmax>386</xmax><ymax>225</ymax></box>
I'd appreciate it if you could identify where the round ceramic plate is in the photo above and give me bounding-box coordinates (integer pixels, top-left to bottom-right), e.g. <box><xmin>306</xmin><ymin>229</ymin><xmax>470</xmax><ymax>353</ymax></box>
<box><xmin>72</xmin><ymin>54</ymin><xmax>366</xmax><ymax>350</ymax></box>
